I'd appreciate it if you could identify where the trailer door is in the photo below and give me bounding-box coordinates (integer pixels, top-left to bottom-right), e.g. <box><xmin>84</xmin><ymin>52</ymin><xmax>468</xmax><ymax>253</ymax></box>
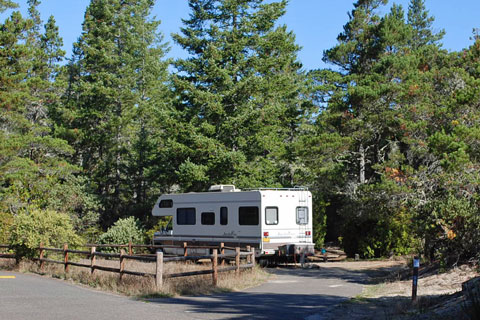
<box><xmin>296</xmin><ymin>206</ymin><xmax>308</xmax><ymax>243</ymax></box>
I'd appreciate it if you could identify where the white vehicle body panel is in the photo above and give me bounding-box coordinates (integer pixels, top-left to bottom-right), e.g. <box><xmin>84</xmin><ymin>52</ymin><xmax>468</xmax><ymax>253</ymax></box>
<box><xmin>152</xmin><ymin>188</ymin><xmax>313</xmax><ymax>256</ymax></box>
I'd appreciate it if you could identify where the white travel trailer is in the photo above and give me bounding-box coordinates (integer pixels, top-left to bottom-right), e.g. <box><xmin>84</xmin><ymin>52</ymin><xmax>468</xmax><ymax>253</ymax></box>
<box><xmin>152</xmin><ymin>185</ymin><xmax>314</xmax><ymax>258</ymax></box>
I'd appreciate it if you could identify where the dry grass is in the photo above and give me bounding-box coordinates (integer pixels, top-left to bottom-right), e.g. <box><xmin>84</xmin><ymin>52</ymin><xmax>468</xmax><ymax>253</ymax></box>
<box><xmin>1</xmin><ymin>255</ymin><xmax>269</xmax><ymax>298</ymax></box>
<box><xmin>326</xmin><ymin>262</ymin><xmax>479</xmax><ymax>320</ymax></box>
<box><xmin>363</xmin><ymin>264</ymin><xmax>479</xmax><ymax>299</ymax></box>
<box><xmin>0</xmin><ymin>258</ymin><xmax>16</xmax><ymax>270</ymax></box>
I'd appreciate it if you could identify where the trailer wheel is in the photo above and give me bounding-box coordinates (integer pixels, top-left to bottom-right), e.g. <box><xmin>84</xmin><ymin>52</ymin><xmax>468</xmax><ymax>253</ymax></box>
<box><xmin>258</xmin><ymin>258</ymin><xmax>269</xmax><ymax>268</ymax></box>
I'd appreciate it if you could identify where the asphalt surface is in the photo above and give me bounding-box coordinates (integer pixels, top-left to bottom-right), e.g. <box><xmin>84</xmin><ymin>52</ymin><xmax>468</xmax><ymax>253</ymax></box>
<box><xmin>0</xmin><ymin>266</ymin><xmax>368</xmax><ymax>320</ymax></box>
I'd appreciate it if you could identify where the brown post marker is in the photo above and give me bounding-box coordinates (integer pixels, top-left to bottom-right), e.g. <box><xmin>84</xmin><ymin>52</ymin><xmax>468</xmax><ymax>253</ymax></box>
<box><xmin>39</xmin><ymin>242</ymin><xmax>45</xmax><ymax>272</ymax></box>
<box><xmin>235</xmin><ymin>247</ymin><xmax>240</xmax><ymax>276</ymax></box>
<box><xmin>120</xmin><ymin>249</ymin><xmax>126</xmax><ymax>280</ymax></box>
<box><xmin>128</xmin><ymin>241</ymin><xmax>133</xmax><ymax>256</ymax></box>
<box><xmin>90</xmin><ymin>246</ymin><xmax>96</xmax><ymax>275</ymax></box>
<box><xmin>63</xmin><ymin>243</ymin><xmax>69</xmax><ymax>273</ymax></box>
<box><xmin>156</xmin><ymin>251</ymin><xmax>163</xmax><ymax>289</ymax></box>
<box><xmin>251</xmin><ymin>247</ymin><xmax>256</xmax><ymax>267</ymax></box>
<box><xmin>220</xmin><ymin>242</ymin><xmax>225</xmax><ymax>267</ymax></box>
<box><xmin>212</xmin><ymin>249</ymin><xmax>218</xmax><ymax>286</ymax></box>
<box><xmin>246</xmin><ymin>246</ymin><xmax>251</xmax><ymax>264</ymax></box>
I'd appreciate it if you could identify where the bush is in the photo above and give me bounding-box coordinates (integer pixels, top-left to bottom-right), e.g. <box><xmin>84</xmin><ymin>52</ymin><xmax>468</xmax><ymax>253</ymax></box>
<box><xmin>0</xmin><ymin>212</ymin><xmax>14</xmax><ymax>244</ymax></box>
<box><xmin>98</xmin><ymin>217</ymin><xmax>146</xmax><ymax>252</ymax></box>
<box><xmin>144</xmin><ymin>217</ymin><xmax>172</xmax><ymax>243</ymax></box>
<box><xmin>9</xmin><ymin>208</ymin><xmax>83</xmax><ymax>259</ymax></box>
<box><xmin>419</xmin><ymin>193</ymin><xmax>480</xmax><ymax>264</ymax></box>
<box><xmin>341</xmin><ymin>206</ymin><xmax>416</xmax><ymax>258</ymax></box>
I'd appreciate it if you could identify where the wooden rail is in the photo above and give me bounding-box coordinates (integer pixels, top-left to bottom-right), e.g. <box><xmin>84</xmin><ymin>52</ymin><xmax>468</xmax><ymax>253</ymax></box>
<box><xmin>0</xmin><ymin>245</ymin><xmax>14</xmax><ymax>259</ymax></box>
<box><xmin>0</xmin><ymin>242</ymin><xmax>255</xmax><ymax>289</ymax></box>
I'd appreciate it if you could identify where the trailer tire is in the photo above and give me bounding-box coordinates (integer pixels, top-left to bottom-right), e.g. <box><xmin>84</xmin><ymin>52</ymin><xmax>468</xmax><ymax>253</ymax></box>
<box><xmin>259</xmin><ymin>258</ymin><xmax>269</xmax><ymax>268</ymax></box>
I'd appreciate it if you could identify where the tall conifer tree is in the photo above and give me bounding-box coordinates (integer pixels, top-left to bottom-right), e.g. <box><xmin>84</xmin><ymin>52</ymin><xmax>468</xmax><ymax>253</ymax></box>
<box><xmin>407</xmin><ymin>0</ymin><xmax>444</xmax><ymax>50</ymax></box>
<box><xmin>172</xmin><ymin>0</ymin><xmax>308</xmax><ymax>190</ymax></box>
<box><xmin>311</xmin><ymin>0</ymin><xmax>420</xmax><ymax>256</ymax></box>
<box><xmin>64</xmin><ymin>0</ymin><xmax>171</xmax><ymax>226</ymax></box>
<box><xmin>0</xmin><ymin>1</ymin><xmax>93</xmax><ymax>223</ymax></box>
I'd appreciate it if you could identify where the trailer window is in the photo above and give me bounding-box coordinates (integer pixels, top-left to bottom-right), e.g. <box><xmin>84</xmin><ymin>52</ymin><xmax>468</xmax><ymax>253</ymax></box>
<box><xmin>220</xmin><ymin>207</ymin><xmax>228</xmax><ymax>225</ymax></box>
<box><xmin>159</xmin><ymin>199</ymin><xmax>173</xmax><ymax>208</ymax></box>
<box><xmin>296</xmin><ymin>207</ymin><xmax>308</xmax><ymax>225</ymax></box>
<box><xmin>239</xmin><ymin>207</ymin><xmax>259</xmax><ymax>225</ymax></box>
<box><xmin>177</xmin><ymin>208</ymin><xmax>196</xmax><ymax>225</ymax></box>
<box><xmin>201</xmin><ymin>212</ymin><xmax>215</xmax><ymax>225</ymax></box>
<box><xmin>265</xmin><ymin>207</ymin><xmax>278</xmax><ymax>225</ymax></box>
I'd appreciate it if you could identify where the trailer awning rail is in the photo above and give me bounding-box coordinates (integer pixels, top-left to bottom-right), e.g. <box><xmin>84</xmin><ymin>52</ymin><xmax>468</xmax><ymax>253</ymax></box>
<box><xmin>244</xmin><ymin>186</ymin><xmax>309</xmax><ymax>191</ymax></box>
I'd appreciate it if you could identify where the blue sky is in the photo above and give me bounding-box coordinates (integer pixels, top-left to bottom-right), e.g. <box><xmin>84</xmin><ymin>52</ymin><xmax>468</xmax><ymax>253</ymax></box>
<box><xmin>3</xmin><ymin>0</ymin><xmax>480</xmax><ymax>70</ymax></box>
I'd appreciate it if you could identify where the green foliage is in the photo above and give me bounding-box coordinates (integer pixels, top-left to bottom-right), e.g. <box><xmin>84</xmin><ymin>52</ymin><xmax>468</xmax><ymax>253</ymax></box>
<box><xmin>9</xmin><ymin>208</ymin><xmax>83</xmax><ymax>259</ymax></box>
<box><xmin>305</xmin><ymin>0</ymin><xmax>477</xmax><ymax>261</ymax></box>
<box><xmin>98</xmin><ymin>217</ymin><xmax>146</xmax><ymax>251</ymax></box>
<box><xmin>419</xmin><ymin>193</ymin><xmax>480</xmax><ymax>263</ymax></box>
<box><xmin>0</xmin><ymin>1</ymin><xmax>97</xmax><ymax>235</ymax></box>
<box><xmin>171</xmin><ymin>0</ymin><xmax>310</xmax><ymax>190</ymax></box>
<box><xmin>62</xmin><ymin>0</ymin><xmax>171</xmax><ymax>227</ymax></box>
<box><xmin>312</xmin><ymin>208</ymin><xmax>327</xmax><ymax>249</ymax></box>
<box><xmin>0</xmin><ymin>0</ymin><xmax>16</xmax><ymax>11</ymax></box>
<box><xmin>2</xmin><ymin>0</ymin><xmax>480</xmax><ymax>266</ymax></box>
<box><xmin>0</xmin><ymin>211</ymin><xmax>13</xmax><ymax>244</ymax></box>
<box><xmin>144</xmin><ymin>217</ymin><xmax>171</xmax><ymax>243</ymax></box>
<box><xmin>343</xmin><ymin>209</ymin><xmax>416</xmax><ymax>258</ymax></box>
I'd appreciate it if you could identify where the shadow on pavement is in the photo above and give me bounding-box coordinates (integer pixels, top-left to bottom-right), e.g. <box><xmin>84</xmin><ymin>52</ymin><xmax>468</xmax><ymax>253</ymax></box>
<box><xmin>145</xmin><ymin>262</ymin><xmax>409</xmax><ymax>319</ymax></box>
<box><xmin>266</xmin><ymin>263</ymin><xmax>407</xmax><ymax>285</ymax></box>
<box><xmin>147</xmin><ymin>292</ymin><xmax>348</xmax><ymax>320</ymax></box>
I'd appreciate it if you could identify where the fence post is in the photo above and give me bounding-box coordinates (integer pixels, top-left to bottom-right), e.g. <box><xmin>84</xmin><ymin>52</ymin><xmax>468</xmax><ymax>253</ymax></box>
<box><xmin>39</xmin><ymin>242</ymin><xmax>45</xmax><ymax>272</ymax></box>
<box><xmin>246</xmin><ymin>246</ymin><xmax>251</xmax><ymax>264</ymax></box>
<box><xmin>120</xmin><ymin>249</ymin><xmax>126</xmax><ymax>280</ymax></box>
<box><xmin>128</xmin><ymin>241</ymin><xmax>133</xmax><ymax>256</ymax></box>
<box><xmin>183</xmin><ymin>242</ymin><xmax>188</xmax><ymax>265</ymax></box>
<box><xmin>183</xmin><ymin>242</ymin><xmax>188</xmax><ymax>257</ymax></box>
<box><xmin>90</xmin><ymin>246</ymin><xmax>96</xmax><ymax>275</ymax></box>
<box><xmin>251</xmin><ymin>247</ymin><xmax>256</xmax><ymax>268</ymax></box>
<box><xmin>412</xmin><ymin>256</ymin><xmax>420</xmax><ymax>302</ymax></box>
<box><xmin>212</xmin><ymin>249</ymin><xmax>218</xmax><ymax>286</ymax></box>
<box><xmin>220</xmin><ymin>242</ymin><xmax>225</xmax><ymax>267</ymax></box>
<box><xmin>156</xmin><ymin>251</ymin><xmax>163</xmax><ymax>289</ymax></box>
<box><xmin>63</xmin><ymin>243</ymin><xmax>69</xmax><ymax>273</ymax></box>
<box><xmin>235</xmin><ymin>247</ymin><xmax>240</xmax><ymax>276</ymax></box>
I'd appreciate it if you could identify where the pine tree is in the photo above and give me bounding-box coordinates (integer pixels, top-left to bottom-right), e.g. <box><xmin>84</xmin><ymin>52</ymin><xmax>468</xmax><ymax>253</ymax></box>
<box><xmin>311</xmin><ymin>1</ymin><xmax>424</xmax><ymax>256</ymax></box>
<box><xmin>407</xmin><ymin>0</ymin><xmax>444</xmax><ymax>50</ymax></box>
<box><xmin>172</xmin><ymin>0</ymin><xmax>308</xmax><ymax>191</ymax></box>
<box><xmin>322</xmin><ymin>0</ymin><xmax>402</xmax><ymax>193</ymax></box>
<box><xmin>0</xmin><ymin>0</ymin><xmax>17</xmax><ymax>12</ymax></box>
<box><xmin>64</xmin><ymin>0</ymin><xmax>171</xmax><ymax>226</ymax></box>
<box><xmin>0</xmin><ymin>2</ymin><xmax>95</xmax><ymax>226</ymax></box>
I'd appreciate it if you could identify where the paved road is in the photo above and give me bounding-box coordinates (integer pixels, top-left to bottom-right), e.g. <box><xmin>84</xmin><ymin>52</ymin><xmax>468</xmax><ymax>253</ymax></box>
<box><xmin>0</xmin><ymin>266</ymin><xmax>369</xmax><ymax>320</ymax></box>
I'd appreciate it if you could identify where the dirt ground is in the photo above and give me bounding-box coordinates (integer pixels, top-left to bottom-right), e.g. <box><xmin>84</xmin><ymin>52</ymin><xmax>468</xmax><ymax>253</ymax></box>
<box><xmin>317</xmin><ymin>259</ymin><xmax>479</xmax><ymax>320</ymax></box>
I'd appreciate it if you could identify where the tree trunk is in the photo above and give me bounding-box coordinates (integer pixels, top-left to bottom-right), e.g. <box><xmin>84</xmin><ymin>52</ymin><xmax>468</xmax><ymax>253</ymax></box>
<box><xmin>359</xmin><ymin>143</ymin><xmax>366</xmax><ymax>184</ymax></box>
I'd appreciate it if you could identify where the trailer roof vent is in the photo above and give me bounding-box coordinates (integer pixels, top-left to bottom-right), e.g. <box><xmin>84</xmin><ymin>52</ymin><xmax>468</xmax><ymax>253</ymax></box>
<box><xmin>208</xmin><ymin>185</ymin><xmax>239</xmax><ymax>192</ymax></box>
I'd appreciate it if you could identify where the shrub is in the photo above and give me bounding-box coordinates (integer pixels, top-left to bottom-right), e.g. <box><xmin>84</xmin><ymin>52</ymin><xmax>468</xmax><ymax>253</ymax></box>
<box><xmin>418</xmin><ymin>193</ymin><xmax>480</xmax><ymax>263</ymax></box>
<box><xmin>98</xmin><ymin>217</ymin><xmax>146</xmax><ymax>252</ymax></box>
<box><xmin>144</xmin><ymin>217</ymin><xmax>172</xmax><ymax>243</ymax></box>
<box><xmin>342</xmin><ymin>206</ymin><xmax>416</xmax><ymax>258</ymax></box>
<box><xmin>0</xmin><ymin>212</ymin><xmax>14</xmax><ymax>244</ymax></box>
<box><xmin>9</xmin><ymin>208</ymin><xmax>83</xmax><ymax>259</ymax></box>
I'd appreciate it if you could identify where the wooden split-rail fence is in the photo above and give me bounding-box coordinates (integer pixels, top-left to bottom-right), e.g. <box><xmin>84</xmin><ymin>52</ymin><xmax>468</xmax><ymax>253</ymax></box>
<box><xmin>0</xmin><ymin>243</ymin><xmax>256</xmax><ymax>289</ymax></box>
